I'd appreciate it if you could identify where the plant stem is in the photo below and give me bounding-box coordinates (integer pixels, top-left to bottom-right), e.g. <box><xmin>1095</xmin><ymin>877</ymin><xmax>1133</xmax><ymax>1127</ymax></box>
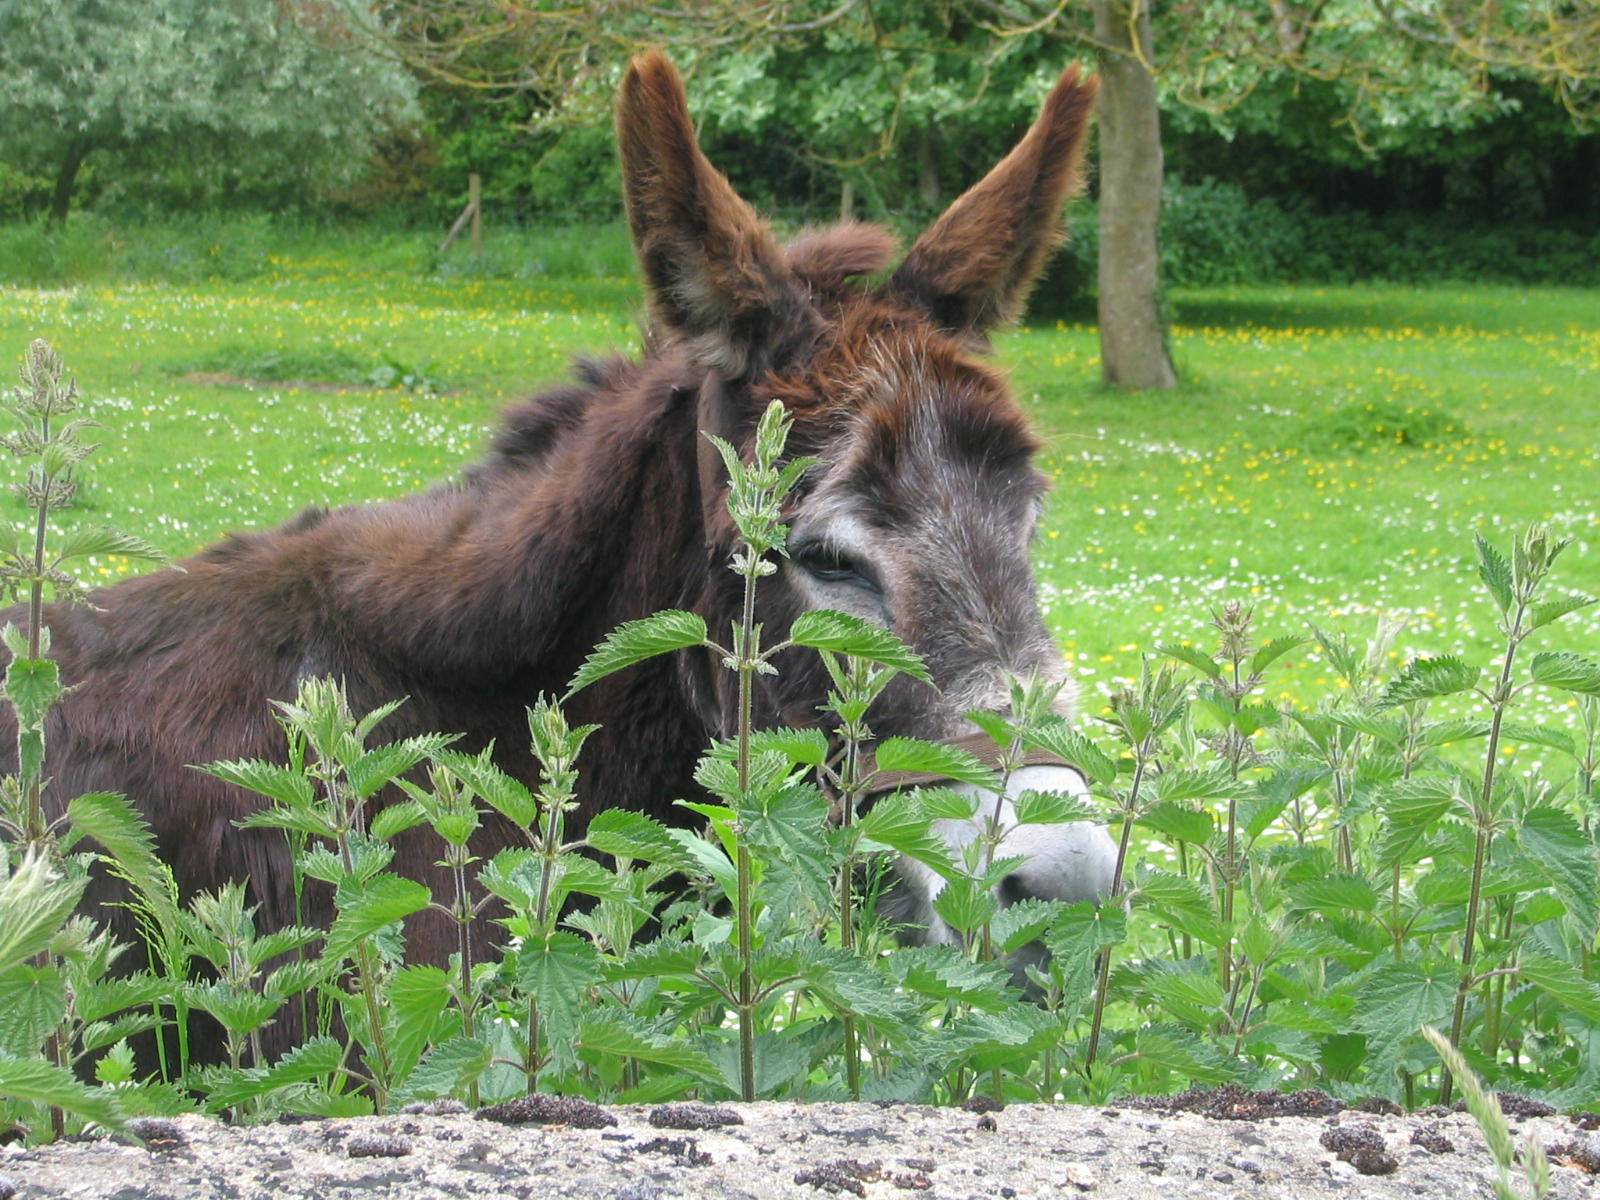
<box><xmin>1439</xmin><ymin>596</ymin><xmax>1526</xmax><ymax>1106</ymax></box>
<box><xmin>837</xmin><ymin>722</ymin><xmax>862</xmax><ymax>1101</ymax></box>
<box><xmin>735</xmin><ymin>566</ymin><xmax>758</xmax><ymax>1103</ymax></box>
<box><xmin>1086</xmin><ymin>751</ymin><xmax>1149</xmax><ymax>1069</ymax></box>
<box><xmin>1221</xmin><ymin>657</ymin><xmax>1241</xmax><ymax>993</ymax></box>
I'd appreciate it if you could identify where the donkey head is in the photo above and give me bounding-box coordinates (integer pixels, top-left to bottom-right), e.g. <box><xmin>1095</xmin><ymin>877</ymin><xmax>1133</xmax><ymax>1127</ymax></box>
<box><xmin>615</xmin><ymin>52</ymin><xmax>1115</xmax><ymax>975</ymax></box>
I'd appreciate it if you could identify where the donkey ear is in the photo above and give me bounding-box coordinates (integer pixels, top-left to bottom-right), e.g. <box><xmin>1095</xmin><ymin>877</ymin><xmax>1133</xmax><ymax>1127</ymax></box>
<box><xmin>616</xmin><ymin>51</ymin><xmax>806</xmax><ymax>377</ymax></box>
<box><xmin>891</xmin><ymin>67</ymin><xmax>1097</xmax><ymax>338</ymax></box>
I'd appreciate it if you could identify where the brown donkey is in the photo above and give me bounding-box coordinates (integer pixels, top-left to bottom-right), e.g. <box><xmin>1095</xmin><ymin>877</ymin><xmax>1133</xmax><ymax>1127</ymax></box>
<box><xmin>1</xmin><ymin>53</ymin><xmax>1113</xmax><ymax>1049</ymax></box>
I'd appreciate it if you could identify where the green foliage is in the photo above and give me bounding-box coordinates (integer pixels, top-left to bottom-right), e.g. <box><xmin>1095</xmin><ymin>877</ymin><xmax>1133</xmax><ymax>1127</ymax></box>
<box><xmin>3</xmin><ymin>334</ymin><xmax>1600</xmax><ymax>1130</ymax></box>
<box><xmin>0</xmin><ymin>0</ymin><xmax>418</xmax><ymax>220</ymax></box>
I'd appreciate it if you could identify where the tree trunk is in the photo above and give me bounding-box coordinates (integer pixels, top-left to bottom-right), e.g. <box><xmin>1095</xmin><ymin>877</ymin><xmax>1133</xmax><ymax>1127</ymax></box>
<box><xmin>49</xmin><ymin>139</ymin><xmax>90</xmax><ymax>226</ymax></box>
<box><xmin>1093</xmin><ymin>0</ymin><xmax>1176</xmax><ymax>390</ymax></box>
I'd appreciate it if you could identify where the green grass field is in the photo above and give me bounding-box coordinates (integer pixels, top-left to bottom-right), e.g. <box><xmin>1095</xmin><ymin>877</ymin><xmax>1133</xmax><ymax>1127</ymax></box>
<box><xmin>1</xmin><ymin>223</ymin><xmax>1596</xmax><ymax>724</ymax></box>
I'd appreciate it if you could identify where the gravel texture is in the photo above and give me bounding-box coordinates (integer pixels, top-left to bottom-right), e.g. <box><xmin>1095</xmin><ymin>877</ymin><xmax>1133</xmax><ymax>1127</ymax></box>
<box><xmin>3</xmin><ymin>1100</ymin><xmax>1598</xmax><ymax>1199</ymax></box>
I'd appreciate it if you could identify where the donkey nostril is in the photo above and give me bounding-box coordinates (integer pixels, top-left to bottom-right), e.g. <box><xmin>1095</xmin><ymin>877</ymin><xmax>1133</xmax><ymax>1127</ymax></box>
<box><xmin>998</xmin><ymin>873</ymin><xmax>1030</xmax><ymax>908</ymax></box>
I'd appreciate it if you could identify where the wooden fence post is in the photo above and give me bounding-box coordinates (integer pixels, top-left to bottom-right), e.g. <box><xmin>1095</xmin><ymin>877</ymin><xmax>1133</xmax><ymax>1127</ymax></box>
<box><xmin>439</xmin><ymin>174</ymin><xmax>484</xmax><ymax>257</ymax></box>
<box><xmin>469</xmin><ymin>173</ymin><xmax>481</xmax><ymax>257</ymax></box>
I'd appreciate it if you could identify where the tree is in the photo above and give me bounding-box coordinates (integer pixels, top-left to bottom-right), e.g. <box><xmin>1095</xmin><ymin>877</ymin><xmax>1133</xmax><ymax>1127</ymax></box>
<box><xmin>1092</xmin><ymin>0</ymin><xmax>1175</xmax><ymax>389</ymax></box>
<box><xmin>0</xmin><ymin>0</ymin><xmax>420</xmax><ymax>223</ymax></box>
<box><xmin>375</xmin><ymin>0</ymin><xmax>1597</xmax><ymax>389</ymax></box>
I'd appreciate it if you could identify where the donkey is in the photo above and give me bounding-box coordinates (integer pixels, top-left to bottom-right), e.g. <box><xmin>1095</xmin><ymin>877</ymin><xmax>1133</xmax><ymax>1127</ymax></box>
<box><xmin>2</xmin><ymin>53</ymin><xmax>1113</xmax><ymax>1047</ymax></box>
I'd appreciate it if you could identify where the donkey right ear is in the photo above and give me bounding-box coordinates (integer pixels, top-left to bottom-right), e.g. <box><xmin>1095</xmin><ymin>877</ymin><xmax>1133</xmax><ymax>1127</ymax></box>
<box><xmin>616</xmin><ymin>52</ymin><xmax>808</xmax><ymax>378</ymax></box>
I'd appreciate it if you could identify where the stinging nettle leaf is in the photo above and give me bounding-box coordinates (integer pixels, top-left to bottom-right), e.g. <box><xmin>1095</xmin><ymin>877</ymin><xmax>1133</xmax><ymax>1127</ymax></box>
<box><xmin>1475</xmin><ymin>534</ymin><xmax>1514</xmax><ymax>618</ymax></box>
<box><xmin>1528</xmin><ymin>593</ymin><xmax>1598</xmax><ymax>632</ymax></box>
<box><xmin>566</xmin><ymin>610</ymin><xmax>709</xmax><ymax>695</ymax></box>
<box><xmin>1529</xmin><ymin>651</ymin><xmax>1600</xmax><ymax>699</ymax></box>
<box><xmin>1377</xmin><ymin>656</ymin><xmax>1481</xmax><ymax>709</ymax></box>
<box><xmin>1251</xmin><ymin>635</ymin><xmax>1306</xmax><ymax>677</ymax></box>
<box><xmin>1156</xmin><ymin>642</ymin><xmax>1222</xmax><ymax>680</ymax></box>
<box><xmin>787</xmin><ymin>610</ymin><xmax>931</xmax><ymax>683</ymax></box>
<box><xmin>873</xmin><ymin>737</ymin><xmax>1001</xmax><ymax>792</ymax></box>
<box><xmin>1022</xmin><ymin>723</ymin><xmax>1119</xmax><ymax>788</ymax></box>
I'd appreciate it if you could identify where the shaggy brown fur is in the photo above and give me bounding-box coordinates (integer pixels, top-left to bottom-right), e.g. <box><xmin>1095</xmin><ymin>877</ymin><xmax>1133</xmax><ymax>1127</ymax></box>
<box><xmin>0</xmin><ymin>51</ymin><xmax>1096</xmax><ymax>1059</ymax></box>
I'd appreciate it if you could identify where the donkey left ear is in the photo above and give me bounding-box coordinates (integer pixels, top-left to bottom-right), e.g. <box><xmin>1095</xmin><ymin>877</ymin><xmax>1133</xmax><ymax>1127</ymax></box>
<box><xmin>891</xmin><ymin>67</ymin><xmax>1097</xmax><ymax>338</ymax></box>
<box><xmin>616</xmin><ymin>51</ymin><xmax>809</xmax><ymax>377</ymax></box>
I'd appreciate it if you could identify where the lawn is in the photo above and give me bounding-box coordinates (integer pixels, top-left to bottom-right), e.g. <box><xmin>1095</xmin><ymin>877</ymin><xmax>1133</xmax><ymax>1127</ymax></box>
<box><xmin>1</xmin><ymin>223</ymin><xmax>1596</xmax><ymax>727</ymax></box>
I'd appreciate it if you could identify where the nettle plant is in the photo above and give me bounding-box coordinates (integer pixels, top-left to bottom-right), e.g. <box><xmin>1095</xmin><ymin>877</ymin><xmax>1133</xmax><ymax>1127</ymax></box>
<box><xmin>4</xmin><ymin>344</ymin><xmax>1600</xmax><ymax>1135</ymax></box>
<box><xmin>0</xmin><ymin>341</ymin><xmax>174</xmax><ymax>1140</ymax></box>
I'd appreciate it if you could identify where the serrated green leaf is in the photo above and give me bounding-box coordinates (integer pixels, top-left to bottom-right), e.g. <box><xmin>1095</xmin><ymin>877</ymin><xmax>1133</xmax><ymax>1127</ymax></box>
<box><xmin>665</xmin><ymin>827</ymin><xmax>737</xmax><ymax>901</ymax></box>
<box><xmin>518</xmin><ymin>932</ymin><xmax>601</xmax><ymax>1071</ymax></box>
<box><xmin>1023</xmin><ymin>723</ymin><xmax>1120</xmax><ymax>789</ymax></box>
<box><xmin>1518</xmin><ymin>806</ymin><xmax>1599</xmax><ymax>940</ymax></box>
<box><xmin>370</xmin><ymin>798</ymin><xmax>428</xmax><ymax>841</ymax></box>
<box><xmin>1517</xmin><ymin>953</ymin><xmax>1600</xmax><ymax>1024</ymax></box>
<box><xmin>1413</xmin><ymin>718</ymin><xmax>1492</xmax><ymax>748</ymax></box>
<box><xmin>914</xmin><ymin>785</ymin><xmax>979</xmax><ymax>822</ymax></box>
<box><xmin>323</xmin><ymin>874</ymin><xmax>430</xmax><ymax>963</ymax></box>
<box><xmin>201</xmin><ymin>1036</ymin><xmax>342</xmax><ymax>1113</ymax></box>
<box><xmin>1528</xmin><ymin>593</ymin><xmax>1596</xmax><ymax>632</ymax></box>
<box><xmin>1133</xmin><ymin>1023</ymin><xmax>1241</xmax><ymax>1083</ymax></box>
<box><xmin>1126</xmin><ymin>962</ymin><xmax>1226</xmax><ymax>1027</ymax></box>
<box><xmin>1157</xmin><ymin>642</ymin><xmax>1222</xmax><ymax>679</ymax></box>
<box><xmin>1251</xmin><ymin>636</ymin><xmax>1305</xmax><ymax>676</ymax></box>
<box><xmin>393</xmin><ymin>1033</ymin><xmax>493</xmax><ymax>1105</ymax></box>
<box><xmin>436</xmin><ymin>750</ymin><xmax>538</xmax><ymax>829</ymax></box>
<box><xmin>0</xmin><ymin>1051</ymin><xmax>125</xmax><ymax>1130</ymax></box>
<box><xmin>739</xmin><ymin>783</ymin><xmax>833</xmax><ymax>910</ymax></box>
<box><xmin>1138</xmin><ymin>801</ymin><xmax>1214</xmax><ymax>846</ymax></box>
<box><xmin>990</xmin><ymin>898</ymin><xmax>1065</xmax><ymax>955</ymax></box>
<box><xmin>855</xmin><ymin>792</ymin><xmax>959</xmax><ymax>881</ymax></box>
<box><xmin>346</xmin><ymin>734</ymin><xmax>454</xmax><ymax>800</ymax></box>
<box><xmin>4</xmin><ymin>655</ymin><xmax>60</xmax><ymax>728</ymax></box>
<box><xmin>52</xmin><ymin>526</ymin><xmax>167</xmax><ymax>565</ymax></box>
<box><xmin>577</xmin><ymin>1012</ymin><xmax>719</xmax><ymax>1080</ymax></box>
<box><xmin>1044</xmin><ymin>900</ymin><xmax>1126</xmax><ymax>1005</ymax></box>
<box><xmin>1476</xmin><ymin>534</ymin><xmax>1514</xmax><ymax>617</ymax></box>
<box><xmin>1011</xmin><ymin>788</ymin><xmax>1094</xmax><ymax>825</ymax></box>
<box><xmin>707</xmin><ymin>1030</ymin><xmax>812</xmax><ymax>1098</ymax></box>
<box><xmin>873</xmin><ymin>737</ymin><xmax>1000</xmax><ymax>792</ymax></box>
<box><xmin>1499</xmin><ymin>722</ymin><xmax>1577</xmax><ymax>757</ymax></box>
<box><xmin>1530</xmin><ymin>651</ymin><xmax>1600</xmax><ymax>698</ymax></box>
<box><xmin>204</xmin><ymin>758</ymin><xmax>317</xmax><ymax>811</ymax></box>
<box><xmin>0</xmin><ymin>965</ymin><xmax>66</xmax><ymax>1056</ymax></box>
<box><xmin>787</xmin><ymin>610</ymin><xmax>930</xmax><ymax>682</ymax></box>
<box><xmin>0</xmin><ymin>853</ymin><xmax>85</xmax><ymax>976</ymax></box>
<box><xmin>1329</xmin><ymin>711</ymin><xmax>1408</xmax><ymax>745</ymax></box>
<box><xmin>1378</xmin><ymin>656</ymin><xmax>1481</xmax><ymax>709</ymax></box>
<box><xmin>1287</xmin><ymin>872</ymin><xmax>1379</xmax><ymax>913</ymax></box>
<box><xmin>567</xmin><ymin>610</ymin><xmax>709</xmax><ymax>695</ymax></box>
<box><xmin>603</xmin><ymin>938</ymin><xmax>706</xmax><ymax>982</ymax></box>
<box><xmin>64</xmin><ymin>791</ymin><xmax>178</xmax><ymax>934</ymax></box>
<box><xmin>1350</xmin><ymin>961</ymin><xmax>1455</xmax><ymax>1079</ymax></box>
<box><xmin>585</xmin><ymin>808</ymin><xmax>694</xmax><ymax>870</ymax></box>
<box><xmin>387</xmin><ymin>965</ymin><xmax>451</xmax><ymax>1081</ymax></box>
<box><xmin>1154</xmin><ymin>765</ymin><xmax>1246</xmax><ymax>805</ymax></box>
<box><xmin>932</xmin><ymin>877</ymin><xmax>999</xmax><ymax>936</ymax></box>
<box><xmin>748</xmin><ymin>727</ymin><xmax>830</xmax><ymax>767</ymax></box>
<box><xmin>888</xmin><ymin>945</ymin><xmax>1013</xmax><ymax>1010</ymax></box>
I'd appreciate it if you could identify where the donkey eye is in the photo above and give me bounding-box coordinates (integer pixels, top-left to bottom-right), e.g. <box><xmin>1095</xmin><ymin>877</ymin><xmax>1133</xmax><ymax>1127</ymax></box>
<box><xmin>793</xmin><ymin>542</ymin><xmax>879</xmax><ymax>592</ymax></box>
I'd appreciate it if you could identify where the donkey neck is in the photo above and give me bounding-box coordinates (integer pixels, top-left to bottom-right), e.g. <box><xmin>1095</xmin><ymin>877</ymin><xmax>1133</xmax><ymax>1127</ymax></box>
<box><xmin>287</xmin><ymin>357</ymin><xmax>713</xmax><ymax>694</ymax></box>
